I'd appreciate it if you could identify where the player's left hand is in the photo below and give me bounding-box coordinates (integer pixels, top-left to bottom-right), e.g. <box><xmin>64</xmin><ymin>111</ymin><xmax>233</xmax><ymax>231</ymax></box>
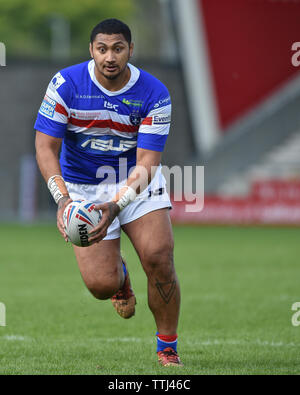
<box><xmin>88</xmin><ymin>202</ymin><xmax>120</xmax><ymax>244</ymax></box>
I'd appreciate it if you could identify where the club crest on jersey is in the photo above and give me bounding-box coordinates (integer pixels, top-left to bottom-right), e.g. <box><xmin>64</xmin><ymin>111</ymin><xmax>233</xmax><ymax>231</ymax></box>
<box><xmin>129</xmin><ymin>111</ymin><xmax>142</xmax><ymax>126</ymax></box>
<box><xmin>50</xmin><ymin>72</ymin><xmax>66</xmax><ymax>91</ymax></box>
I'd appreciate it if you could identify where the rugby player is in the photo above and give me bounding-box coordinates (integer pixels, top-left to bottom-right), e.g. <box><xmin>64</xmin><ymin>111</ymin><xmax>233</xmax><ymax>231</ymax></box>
<box><xmin>35</xmin><ymin>19</ymin><xmax>182</xmax><ymax>367</ymax></box>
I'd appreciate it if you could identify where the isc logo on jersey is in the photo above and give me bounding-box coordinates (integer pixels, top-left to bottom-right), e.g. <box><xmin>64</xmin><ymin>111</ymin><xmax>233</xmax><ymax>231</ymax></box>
<box><xmin>104</xmin><ymin>100</ymin><xmax>119</xmax><ymax>112</ymax></box>
<box><xmin>63</xmin><ymin>200</ymin><xmax>101</xmax><ymax>247</ymax></box>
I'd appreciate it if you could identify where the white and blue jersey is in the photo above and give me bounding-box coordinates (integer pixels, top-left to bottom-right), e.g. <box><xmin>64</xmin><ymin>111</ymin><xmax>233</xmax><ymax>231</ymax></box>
<box><xmin>34</xmin><ymin>60</ymin><xmax>171</xmax><ymax>184</ymax></box>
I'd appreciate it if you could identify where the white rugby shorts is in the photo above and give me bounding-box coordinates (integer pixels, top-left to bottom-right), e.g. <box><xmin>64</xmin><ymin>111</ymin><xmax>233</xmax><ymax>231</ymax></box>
<box><xmin>65</xmin><ymin>167</ymin><xmax>171</xmax><ymax>240</ymax></box>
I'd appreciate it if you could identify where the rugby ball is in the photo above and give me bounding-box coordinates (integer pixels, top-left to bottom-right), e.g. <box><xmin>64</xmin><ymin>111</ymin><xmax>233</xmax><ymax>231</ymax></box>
<box><xmin>63</xmin><ymin>200</ymin><xmax>101</xmax><ymax>247</ymax></box>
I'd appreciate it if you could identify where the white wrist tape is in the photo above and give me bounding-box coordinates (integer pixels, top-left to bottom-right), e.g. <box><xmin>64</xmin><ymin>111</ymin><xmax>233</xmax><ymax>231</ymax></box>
<box><xmin>47</xmin><ymin>175</ymin><xmax>69</xmax><ymax>204</ymax></box>
<box><xmin>116</xmin><ymin>186</ymin><xmax>137</xmax><ymax>211</ymax></box>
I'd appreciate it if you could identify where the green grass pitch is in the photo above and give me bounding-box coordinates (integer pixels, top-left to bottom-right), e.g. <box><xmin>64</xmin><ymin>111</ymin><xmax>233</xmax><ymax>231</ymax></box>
<box><xmin>0</xmin><ymin>223</ymin><xmax>300</xmax><ymax>375</ymax></box>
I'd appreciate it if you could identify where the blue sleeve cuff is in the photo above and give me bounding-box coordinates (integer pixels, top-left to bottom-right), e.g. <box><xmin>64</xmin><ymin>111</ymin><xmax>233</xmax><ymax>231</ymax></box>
<box><xmin>137</xmin><ymin>133</ymin><xmax>168</xmax><ymax>152</ymax></box>
<box><xmin>34</xmin><ymin>116</ymin><xmax>66</xmax><ymax>138</ymax></box>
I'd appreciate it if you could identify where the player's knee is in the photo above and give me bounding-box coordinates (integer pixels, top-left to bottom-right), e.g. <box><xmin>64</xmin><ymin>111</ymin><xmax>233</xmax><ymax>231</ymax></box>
<box><xmin>86</xmin><ymin>278</ymin><xmax>120</xmax><ymax>300</ymax></box>
<box><xmin>141</xmin><ymin>241</ymin><xmax>174</xmax><ymax>279</ymax></box>
<box><xmin>88</xmin><ymin>284</ymin><xmax>119</xmax><ymax>300</ymax></box>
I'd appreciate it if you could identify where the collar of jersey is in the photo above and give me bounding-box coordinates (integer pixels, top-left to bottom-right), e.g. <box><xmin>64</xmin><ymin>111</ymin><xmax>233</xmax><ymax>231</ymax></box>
<box><xmin>88</xmin><ymin>60</ymin><xmax>140</xmax><ymax>96</ymax></box>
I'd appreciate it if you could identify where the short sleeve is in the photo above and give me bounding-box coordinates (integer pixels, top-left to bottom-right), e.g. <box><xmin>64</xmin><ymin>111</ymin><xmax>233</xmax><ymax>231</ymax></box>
<box><xmin>34</xmin><ymin>72</ymin><xmax>71</xmax><ymax>138</ymax></box>
<box><xmin>137</xmin><ymin>88</ymin><xmax>171</xmax><ymax>152</ymax></box>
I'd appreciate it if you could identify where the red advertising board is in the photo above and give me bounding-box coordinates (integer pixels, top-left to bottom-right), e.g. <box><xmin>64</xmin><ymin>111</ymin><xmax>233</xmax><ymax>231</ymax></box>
<box><xmin>170</xmin><ymin>180</ymin><xmax>300</xmax><ymax>225</ymax></box>
<box><xmin>170</xmin><ymin>196</ymin><xmax>300</xmax><ymax>225</ymax></box>
<box><xmin>251</xmin><ymin>180</ymin><xmax>300</xmax><ymax>202</ymax></box>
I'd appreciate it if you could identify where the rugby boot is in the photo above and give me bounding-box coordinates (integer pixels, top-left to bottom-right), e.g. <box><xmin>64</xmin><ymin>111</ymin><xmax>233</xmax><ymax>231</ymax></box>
<box><xmin>111</xmin><ymin>260</ymin><xmax>136</xmax><ymax>319</ymax></box>
<box><xmin>157</xmin><ymin>347</ymin><xmax>183</xmax><ymax>367</ymax></box>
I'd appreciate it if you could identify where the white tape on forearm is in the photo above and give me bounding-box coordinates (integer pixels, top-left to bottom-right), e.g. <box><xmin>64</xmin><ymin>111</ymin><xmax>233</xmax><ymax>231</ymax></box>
<box><xmin>47</xmin><ymin>175</ymin><xmax>69</xmax><ymax>204</ymax></box>
<box><xmin>116</xmin><ymin>186</ymin><xmax>137</xmax><ymax>211</ymax></box>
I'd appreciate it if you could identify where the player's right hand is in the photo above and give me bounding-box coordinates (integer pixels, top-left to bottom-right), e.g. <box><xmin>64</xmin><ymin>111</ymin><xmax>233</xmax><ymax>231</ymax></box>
<box><xmin>57</xmin><ymin>196</ymin><xmax>73</xmax><ymax>242</ymax></box>
<box><xmin>88</xmin><ymin>201</ymin><xmax>120</xmax><ymax>244</ymax></box>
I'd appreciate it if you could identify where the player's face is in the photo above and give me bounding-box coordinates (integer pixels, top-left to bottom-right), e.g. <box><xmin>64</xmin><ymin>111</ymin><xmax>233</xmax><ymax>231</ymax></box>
<box><xmin>90</xmin><ymin>33</ymin><xmax>133</xmax><ymax>81</ymax></box>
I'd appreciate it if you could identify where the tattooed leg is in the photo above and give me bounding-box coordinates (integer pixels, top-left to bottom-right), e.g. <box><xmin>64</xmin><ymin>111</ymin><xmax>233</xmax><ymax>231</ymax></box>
<box><xmin>155</xmin><ymin>279</ymin><xmax>177</xmax><ymax>305</ymax></box>
<box><xmin>146</xmin><ymin>271</ymin><xmax>180</xmax><ymax>335</ymax></box>
<box><xmin>122</xmin><ymin>209</ymin><xmax>181</xmax><ymax>336</ymax></box>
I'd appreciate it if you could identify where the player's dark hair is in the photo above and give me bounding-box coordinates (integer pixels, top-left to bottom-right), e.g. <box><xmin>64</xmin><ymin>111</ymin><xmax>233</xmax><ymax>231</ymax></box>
<box><xmin>90</xmin><ymin>19</ymin><xmax>132</xmax><ymax>46</ymax></box>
